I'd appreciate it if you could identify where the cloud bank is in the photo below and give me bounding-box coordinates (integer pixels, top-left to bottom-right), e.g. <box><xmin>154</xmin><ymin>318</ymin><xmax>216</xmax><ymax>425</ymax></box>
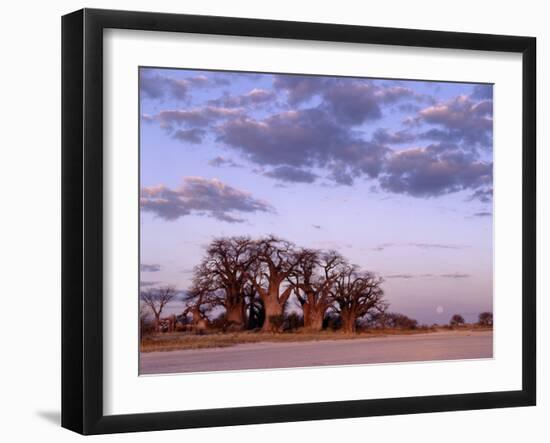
<box><xmin>140</xmin><ymin>264</ymin><xmax>161</xmax><ymax>272</ymax></box>
<box><xmin>141</xmin><ymin>70</ymin><xmax>493</xmax><ymax>202</ymax></box>
<box><xmin>141</xmin><ymin>177</ymin><xmax>273</xmax><ymax>223</ymax></box>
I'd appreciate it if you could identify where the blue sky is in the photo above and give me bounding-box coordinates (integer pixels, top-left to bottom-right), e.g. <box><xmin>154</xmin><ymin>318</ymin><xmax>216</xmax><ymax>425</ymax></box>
<box><xmin>139</xmin><ymin>67</ymin><xmax>493</xmax><ymax>324</ymax></box>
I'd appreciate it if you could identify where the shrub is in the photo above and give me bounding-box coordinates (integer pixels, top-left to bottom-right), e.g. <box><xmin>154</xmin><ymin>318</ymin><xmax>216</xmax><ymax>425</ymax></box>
<box><xmin>450</xmin><ymin>314</ymin><xmax>465</xmax><ymax>327</ymax></box>
<box><xmin>283</xmin><ymin>312</ymin><xmax>303</xmax><ymax>331</ymax></box>
<box><xmin>139</xmin><ymin>311</ymin><xmax>155</xmax><ymax>338</ymax></box>
<box><xmin>267</xmin><ymin>314</ymin><xmax>284</xmax><ymax>332</ymax></box>
<box><xmin>478</xmin><ymin>311</ymin><xmax>493</xmax><ymax>327</ymax></box>
<box><xmin>323</xmin><ymin>312</ymin><xmax>342</xmax><ymax>331</ymax></box>
<box><xmin>390</xmin><ymin>313</ymin><xmax>418</xmax><ymax>330</ymax></box>
<box><xmin>366</xmin><ymin>312</ymin><xmax>418</xmax><ymax>330</ymax></box>
<box><xmin>210</xmin><ymin>313</ymin><xmax>228</xmax><ymax>330</ymax></box>
<box><xmin>174</xmin><ymin>323</ymin><xmax>188</xmax><ymax>332</ymax></box>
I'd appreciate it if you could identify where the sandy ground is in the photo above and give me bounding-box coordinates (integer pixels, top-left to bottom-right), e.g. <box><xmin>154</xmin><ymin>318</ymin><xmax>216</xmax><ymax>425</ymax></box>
<box><xmin>140</xmin><ymin>330</ymin><xmax>493</xmax><ymax>375</ymax></box>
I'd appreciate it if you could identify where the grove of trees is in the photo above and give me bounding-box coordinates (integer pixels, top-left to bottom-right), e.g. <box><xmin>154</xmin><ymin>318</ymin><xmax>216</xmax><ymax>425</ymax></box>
<box><xmin>179</xmin><ymin>235</ymin><xmax>387</xmax><ymax>333</ymax></box>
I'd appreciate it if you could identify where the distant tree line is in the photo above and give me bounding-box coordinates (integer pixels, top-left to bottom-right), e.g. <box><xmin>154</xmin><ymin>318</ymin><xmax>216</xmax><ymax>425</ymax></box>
<box><xmin>445</xmin><ymin>311</ymin><xmax>493</xmax><ymax>328</ymax></box>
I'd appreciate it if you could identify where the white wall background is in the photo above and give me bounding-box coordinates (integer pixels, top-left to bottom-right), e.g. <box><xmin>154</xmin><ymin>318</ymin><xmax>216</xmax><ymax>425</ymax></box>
<box><xmin>0</xmin><ymin>0</ymin><xmax>546</xmax><ymax>441</ymax></box>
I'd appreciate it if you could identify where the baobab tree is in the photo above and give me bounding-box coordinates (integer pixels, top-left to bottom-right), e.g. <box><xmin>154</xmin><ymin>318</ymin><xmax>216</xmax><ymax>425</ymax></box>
<box><xmin>193</xmin><ymin>237</ymin><xmax>255</xmax><ymax>328</ymax></box>
<box><xmin>248</xmin><ymin>236</ymin><xmax>305</xmax><ymax>332</ymax></box>
<box><xmin>330</xmin><ymin>266</ymin><xmax>386</xmax><ymax>333</ymax></box>
<box><xmin>140</xmin><ymin>285</ymin><xmax>176</xmax><ymax>333</ymax></box>
<box><xmin>290</xmin><ymin>249</ymin><xmax>346</xmax><ymax>331</ymax></box>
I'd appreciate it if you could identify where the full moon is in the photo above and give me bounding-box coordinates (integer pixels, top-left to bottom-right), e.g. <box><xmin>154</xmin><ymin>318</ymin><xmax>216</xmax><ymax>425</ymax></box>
<box><xmin>436</xmin><ymin>305</ymin><xmax>444</xmax><ymax>315</ymax></box>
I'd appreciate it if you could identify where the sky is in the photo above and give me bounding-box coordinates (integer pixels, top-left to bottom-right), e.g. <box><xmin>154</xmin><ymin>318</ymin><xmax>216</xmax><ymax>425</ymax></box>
<box><xmin>139</xmin><ymin>67</ymin><xmax>493</xmax><ymax>324</ymax></box>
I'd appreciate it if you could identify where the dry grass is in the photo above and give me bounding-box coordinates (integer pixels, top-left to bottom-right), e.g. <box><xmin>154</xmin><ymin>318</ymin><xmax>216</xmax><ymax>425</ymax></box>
<box><xmin>139</xmin><ymin>327</ymin><xmax>459</xmax><ymax>353</ymax></box>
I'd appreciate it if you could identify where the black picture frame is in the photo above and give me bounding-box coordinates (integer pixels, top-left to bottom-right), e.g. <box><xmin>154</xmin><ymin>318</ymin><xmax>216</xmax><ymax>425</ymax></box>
<box><xmin>62</xmin><ymin>8</ymin><xmax>536</xmax><ymax>435</ymax></box>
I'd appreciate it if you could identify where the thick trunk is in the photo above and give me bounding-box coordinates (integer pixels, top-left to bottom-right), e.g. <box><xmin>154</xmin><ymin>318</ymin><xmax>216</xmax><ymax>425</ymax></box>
<box><xmin>224</xmin><ymin>285</ymin><xmax>245</xmax><ymax>328</ymax></box>
<box><xmin>341</xmin><ymin>311</ymin><xmax>356</xmax><ymax>334</ymax></box>
<box><xmin>226</xmin><ymin>302</ymin><xmax>245</xmax><ymax>329</ymax></box>
<box><xmin>303</xmin><ymin>304</ymin><xmax>325</xmax><ymax>331</ymax></box>
<box><xmin>257</xmin><ymin>279</ymin><xmax>290</xmax><ymax>332</ymax></box>
<box><xmin>302</xmin><ymin>303</ymin><xmax>311</xmax><ymax>328</ymax></box>
<box><xmin>262</xmin><ymin>297</ymin><xmax>284</xmax><ymax>332</ymax></box>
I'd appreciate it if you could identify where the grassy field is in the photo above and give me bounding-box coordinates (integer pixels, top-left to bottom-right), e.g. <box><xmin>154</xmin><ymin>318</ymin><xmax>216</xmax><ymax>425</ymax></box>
<box><xmin>140</xmin><ymin>326</ymin><xmax>492</xmax><ymax>353</ymax></box>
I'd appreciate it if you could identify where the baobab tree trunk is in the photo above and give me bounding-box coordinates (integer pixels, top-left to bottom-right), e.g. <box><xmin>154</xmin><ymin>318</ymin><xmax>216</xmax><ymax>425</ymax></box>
<box><xmin>303</xmin><ymin>304</ymin><xmax>325</xmax><ymax>331</ymax></box>
<box><xmin>261</xmin><ymin>295</ymin><xmax>284</xmax><ymax>332</ymax></box>
<box><xmin>255</xmin><ymin>282</ymin><xmax>292</xmax><ymax>332</ymax></box>
<box><xmin>226</xmin><ymin>301</ymin><xmax>245</xmax><ymax>328</ymax></box>
<box><xmin>340</xmin><ymin>311</ymin><xmax>357</xmax><ymax>334</ymax></box>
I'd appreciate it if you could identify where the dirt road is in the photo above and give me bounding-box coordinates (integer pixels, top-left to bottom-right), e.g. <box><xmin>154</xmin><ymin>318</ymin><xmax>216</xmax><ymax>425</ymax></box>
<box><xmin>140</xmin><ymin>330</ymin><xmax>493</xmax><ymax>375</ymax></box>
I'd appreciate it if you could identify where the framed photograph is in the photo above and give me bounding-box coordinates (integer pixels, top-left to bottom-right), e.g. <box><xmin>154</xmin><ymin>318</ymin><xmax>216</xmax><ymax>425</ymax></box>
<box><xmin>62</xmin><ymin>8</ymin><xmax>536</xmax><ymax>435</ymax></box>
